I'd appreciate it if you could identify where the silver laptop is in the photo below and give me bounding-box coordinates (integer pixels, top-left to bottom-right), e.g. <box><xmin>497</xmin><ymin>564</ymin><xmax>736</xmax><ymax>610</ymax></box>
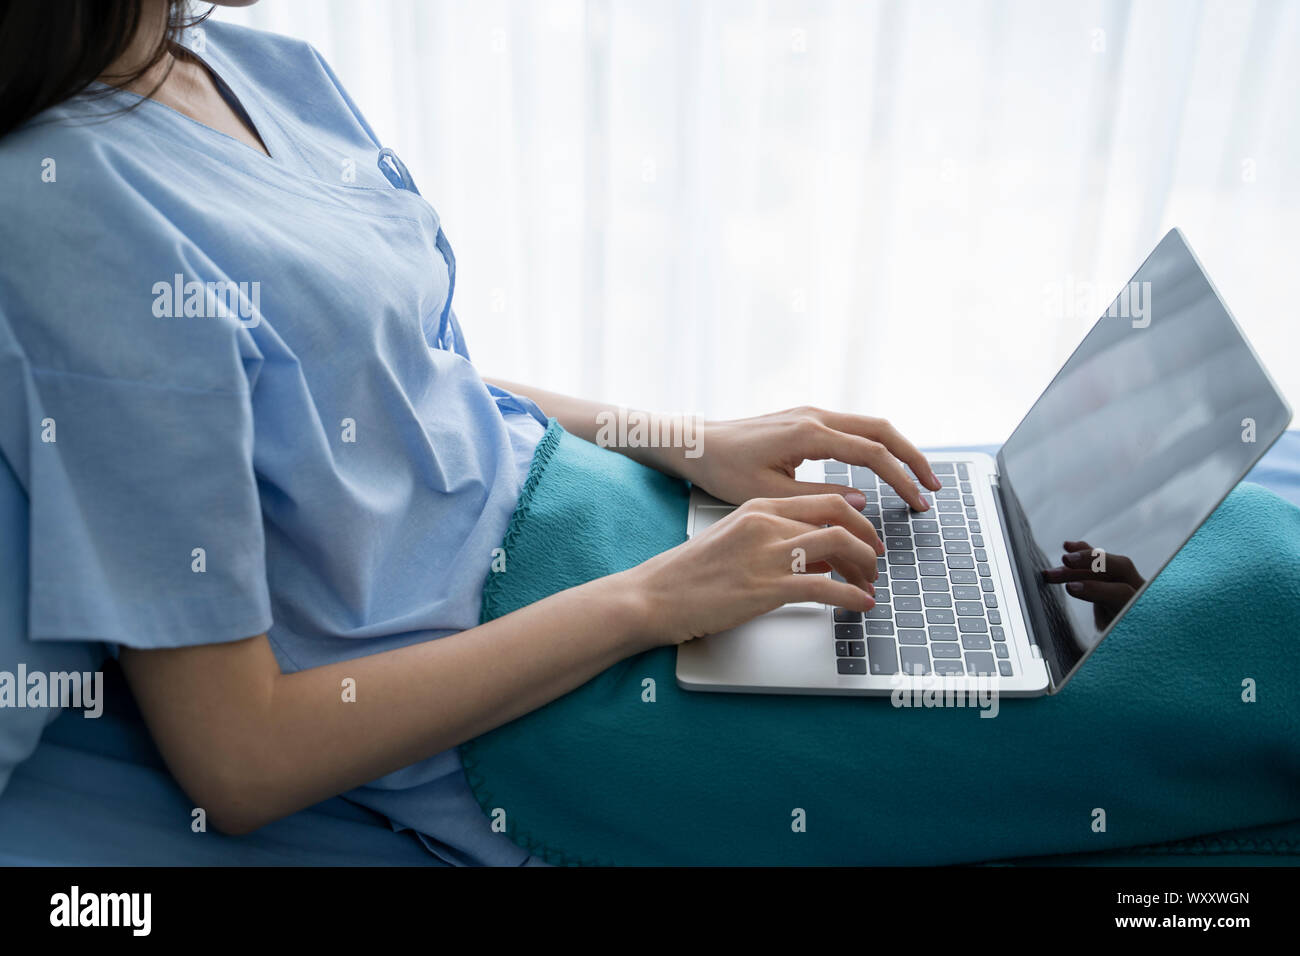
<box><xmin>677</xmin><ymin>229</ymin><xmax>1292</xmax><ymax>697</ymax></box>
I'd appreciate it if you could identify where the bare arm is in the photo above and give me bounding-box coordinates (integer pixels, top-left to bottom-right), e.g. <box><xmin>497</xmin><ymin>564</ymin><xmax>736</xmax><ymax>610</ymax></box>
<box><xmin>119</xmin><ymin>495</ymin><xmax>879</xmax><ymax>837</ymax></box>
<box><xmin>486</xmin><ymin>377</ymin><xmax>696</xmax><ymax>479</ymax></box>
<box><xmin>120</xmin><ymin>570</ymin><xmax>653</xmax><ymax>835</ymax></box>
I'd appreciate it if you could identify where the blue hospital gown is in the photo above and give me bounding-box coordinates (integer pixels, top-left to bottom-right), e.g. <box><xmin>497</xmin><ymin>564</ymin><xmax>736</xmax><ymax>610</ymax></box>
<box><xmin>0</xmin><ymin>20</ymin><xmax>548</xmax><ymax>865</ymax></box>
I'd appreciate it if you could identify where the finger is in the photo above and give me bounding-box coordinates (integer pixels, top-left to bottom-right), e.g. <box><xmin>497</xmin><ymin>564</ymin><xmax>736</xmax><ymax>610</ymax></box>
<box><xmin>1060</xmin><ymin>548</ymin><xmax>1140</xmax><ymax>584</ymax></box>
<box><xmin>804</xmin><ymin>431</ymin><xmax>929</xmax><ymax>511</ymax></box>
<box><xmin>755</xmin><ymin>513</ymin><xmax>879</xmax><ymax>593</ymax></box>
<box><xmin>1065</xmin><ymin>580</ymin><xmax>1135</xmax><ymax>605</ymax></box>
<box><xmin>789</xmin><ymin>525</ymin><xmax>879</xmax><ymax>588</ymax></box>
<box><xmin>779</xmin><ymin>481</ymin><xmax>869</xmax><ymax>513</ymax></box>
<box><xmin>821</xmin><ymin>412</ymin><xmax>941</xmax><ymax>491</ymax></box>
<box><xmin>1042</xmin><ymin>565</ymin><xmax>1110</xmax><ymax>584</ymax></box>
<box><xmin>759</xmin><ymin>492</ymin><xmax>885</xmax><ymax>556</ymax></box>
<box><xmin>779</xmin><ymin>573</ymin><xmax>874</xmax><ymax>611</ymax></box>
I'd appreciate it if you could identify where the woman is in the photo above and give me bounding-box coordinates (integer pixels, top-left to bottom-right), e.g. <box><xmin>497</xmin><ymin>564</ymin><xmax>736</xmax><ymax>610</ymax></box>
<box><xmin>0</xmin><ymin>0</ymin><xmax>943</xmax><ymax>863</ymax></box>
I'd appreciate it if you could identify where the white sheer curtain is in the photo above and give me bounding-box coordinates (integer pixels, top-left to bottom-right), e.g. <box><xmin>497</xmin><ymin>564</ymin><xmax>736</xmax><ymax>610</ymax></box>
<box><xmin>215</xmin><ymin>0</ymin><xmax>1300</xmax><ymax>445</ymax></box>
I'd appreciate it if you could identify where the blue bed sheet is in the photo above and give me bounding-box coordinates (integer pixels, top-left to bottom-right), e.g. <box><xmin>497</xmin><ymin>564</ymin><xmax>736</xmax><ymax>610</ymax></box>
<box><xmin>2</xmin><ymin>431</ymin><xmax>1298</xmax><ymax>866</ymax></box>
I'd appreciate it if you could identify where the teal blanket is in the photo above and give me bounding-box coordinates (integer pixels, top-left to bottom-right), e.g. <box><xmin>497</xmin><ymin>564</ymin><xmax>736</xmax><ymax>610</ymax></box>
<box><xmin>461</xmin><ymin>422</ymin><xmax>1300</xmax><ymax>865</ymax></box>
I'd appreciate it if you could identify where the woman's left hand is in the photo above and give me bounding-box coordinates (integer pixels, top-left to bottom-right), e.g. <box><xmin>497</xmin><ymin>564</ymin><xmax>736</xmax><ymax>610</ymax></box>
<box><xmin>673</xmin><ymin>406</ymin><xmax>942</xmax><ymax>510</ymax></box>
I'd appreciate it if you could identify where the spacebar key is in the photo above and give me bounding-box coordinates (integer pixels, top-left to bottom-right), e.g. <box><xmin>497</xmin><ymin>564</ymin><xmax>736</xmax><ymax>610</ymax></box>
<box><xmin>867</xmin><ymin>636</ymin><xmax>899</xmax><ymax>675</ymax></box>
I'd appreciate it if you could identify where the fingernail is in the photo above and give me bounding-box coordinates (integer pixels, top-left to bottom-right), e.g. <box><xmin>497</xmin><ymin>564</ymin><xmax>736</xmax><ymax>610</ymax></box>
<box><xmin>1067</xmin><ymin>582</ymin><xmax>1082</xmax><ymax>594</ymax></box>
<box><xmin>844</xmin><ymin>491</ymin><xmax>866</xmax><ymax>510</ymax></box>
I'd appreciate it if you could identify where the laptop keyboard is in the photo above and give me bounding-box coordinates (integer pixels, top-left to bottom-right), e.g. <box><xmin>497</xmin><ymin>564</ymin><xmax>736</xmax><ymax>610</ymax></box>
<box><xmin>823</xmin><ymin>461</ymin><xmax>1013</xmax><ymax>679</ymax></box>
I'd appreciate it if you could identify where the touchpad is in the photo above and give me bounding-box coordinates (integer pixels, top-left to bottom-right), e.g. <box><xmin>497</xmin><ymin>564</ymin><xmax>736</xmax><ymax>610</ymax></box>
<box><xmin>690</xmin><ymin>505</ymin><xmax>735</xmax><ymax>537</ymax></box>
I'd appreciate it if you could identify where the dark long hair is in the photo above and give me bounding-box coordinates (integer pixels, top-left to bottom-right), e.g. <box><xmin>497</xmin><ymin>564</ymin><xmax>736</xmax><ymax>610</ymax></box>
<box><xmin>0</xmin><ymin>0</ymin><xmax>211</xmax><ymax>138</ymax></box>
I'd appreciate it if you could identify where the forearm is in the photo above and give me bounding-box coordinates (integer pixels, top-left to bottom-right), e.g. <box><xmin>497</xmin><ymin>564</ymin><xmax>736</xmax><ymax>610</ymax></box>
<box><xmin>487</xmin><ymin>377</ymin><xmax>699</xmax><ymax>480</ymax></box>
<box><xmin>121</xmin><ymin>569</ymin><xmax>655</xmax><ymax>834</ymax></box>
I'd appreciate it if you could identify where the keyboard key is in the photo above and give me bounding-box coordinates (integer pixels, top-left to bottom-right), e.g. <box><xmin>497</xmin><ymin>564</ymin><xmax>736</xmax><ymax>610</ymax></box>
<box><xmin>946</xmin><ymin>555</ymin><xmax>975</xmax><ymax>569</ymax></box>
<box><xmin>969</xmin><ymin>521</ymin><xmax>981</xmax><ymax>533</ymax></box>
<box><xmin>915</xmin><ymin>533</ymin><xmax>941</xmax><ymax>547</ymax></box>
<box><xmin>956</xmin><ymin>463</ymin><xmax>969</xmax><ymax>479</ymax></box>
<box><xmin>994</xmin><ymin>644</ymin><xmax>1009</xmax><ymax>659</ymax></box>
<box><xmin>884</xmin><ymin>508</ymin><xmax>909</xmax><ymax>522</ymax></box>
<box><xmin>884</xmin><ymin>523</ymin><xmax>911</xmax><ymax>537</ymax></box>
<box><xmin>887</xmin><ymin>537</ymin><xmax>913</xmax><ymax>551</ymax></box>
<box><xmin>847</xmin><ymin>641</ymin><xmax>866</xmax><ymax>657</ymax></box>
<box><xmin>958</xmin><ymin>617</ymin><xmax>988</xmax><ymax>633</ymax></box>
<box><xmin>950</xmin><ymin>570</ymin><xmax>978</xmax><ymax>584</ymax></box>
<box><xmin>899</xmin><ymin>646</ymin><xmax>931</xmax><ymax>675</ymax></box>
<box><xmin>988</xmin><ymin>610</ymin><xmax>1002</xmax><ymax>625</ymax></box>
<box><xmin>835</xmin><ymin>640</ymin><xmax>851</xmax><ymax>656</ymax></box>
<box><xmin>920</xmin><ymin>562</ymin><xmax>947</xmax><ymax>576</ymax></box>
<box><xmin>912</xmin><ymin>520</ymin><xmax>939</xmax><ymax>534</ymax></box>
<box><xmin>916</xmin><ymin>547</ymin><xmax>944</xmax><ymax>562</ymax></box>
<box><xmin>966</xmin><ymin>652</ymin><xmax>996</xmax><ymax>674</ymax></box>
<box><xmin>851</xmin><ymin>466</ymin><xmax>875</xmax><ymax>487</ymax></box>
<box><xmin>998</xmin><ymin>660</ymin><xmax>1014</xmax><ymax>677</ymax></box>
<box><xmin>876</xmin><ymin>588</ymin><xmax>891</xmax><ymax>603</ymax></box>
<box><xmin>898</xmin><ymin>628</ymin><xmax>927</xmax><ymax>645</ymax></box>
<box><xmin>896</xmin><ymin>596</ymin><xmax>922</xmax><ymax>612</ymax></box>
<box><xmin>835</xmin><ymin>623</ymin><xmax>864</xmax><ymax>640</ymax></box>
<box><xmin>971</xmin><ymin>534</ymin><xmax>984</xmax><ymax>547</ymax></box>
<box><xmin>955</xmin><ymin>602</ymin><xmax>985</xmax><ymax>616</ymax></box>
<box><xmin>962</xmin><ymin>494</ymin><xmax>976</xmax><ymax>507</ymax></box>
<box><xmin>990</xmin><ymin>626</ymin><xmax>1005</xmax><ymax>642</ymax></box>
<box><xmin>923</xmin><ymin>592</ymin><xmax>952</xmax><ymax>607</ymax></box>
<box><xmin>933</xmin><ymin>659</ymin><xmax>965</xmax><ymax>676</ymax></box>
<box><xmin>973</xmin><ymin>548</ymin><xmax>987</xmax><ymax>561</ymax></box>
<box><xmin>892</xmin><ymin>566</ymin><xmax>917</xmax><ymax>580</ymax></box>
<box><xmin>936</xmin><ymin>488</ymin><xmax>960</xmax><ymax>499</ymax></box>
<box><xmin>931</xmin><ymin>463</ymin><xmax>956</xmax><ymax>474</ymax></box>
<box><xmin>932</xmin><ymin>643</ymin><xmax>961</xmax><ymax>658</ymax></box>
<box><xmin>893</xmin><ymin>580</ymin><xmax>920</xmax><ymax>595</ymax></box>
<box><xmin>867</xmin><ymin>637</ymin><xmax>899</xmax><ymax>675</ymax></box>
<box><xmin>834</xmin><ymin>608</ymin><xmax>862</xmax><ymax>623</ymax></box>
<box><xmin>983</xmin><ymin>593</ymin><xmax>997</xmax><ymax>608</ymax></box>
<box><xmin>980</xmin><ymin>578</ymin><xmax>994</xmax><ymax>592</ymax></box>
<box><xmin>921</xmin><ymin>577</ymin><xmax>949</xmax><ymax>592</ymax></box>
<box><xmin>876</xmin><ymin>558</ymin><xmax>887</xmax><ymax>572</ymax></box>
<box><xmin>961</xmin><ymin>634</ymin><xmax>991</xmax><ymax>650</ymax></box>
<box><xmin>953</xmin><ymin>585</ymin><xmax>981</xmax><ymax>600</ymax></box>
<box><xmin>941</xmin><ymin>526</ymin><xmax>968</xmax><ymax>540</ymax></box>
<box><xmin>826</xmin><ymin>475</ymin><xmax>850</xmax><ymax>486</ymax></box>
<box><xmin>928</xmin><ymin>625</ymin><xmax>959</xmax><ymax>641</ymax></box>
<box><xmin>866</xmin><ymin>620</ymin><xmax>895</xmax><ymax>635</ymax></box>
<box><xmin>939</xmin><ymin>514</ymin><xmax>965</xmax><ymax>526</ymax></box>
<box><xmin>960</xmin><ymin>481</ymin><xmax>972</xmax><ymax>493</ymax></box>
<box><xmin>824</xmin><ymin>461</ymin><xmax>848</xmax><ymax>474</ymax></box>
<box><xmin>945</xmin><ymin>541</ymin><xmax>971</xmax><ymax>554</ymax></box>
<box><xmin>896</xmin><ymin>612</ymin><xmax>925</xmax><ymax>628</ymax></box>
<box><xmin>837</xmin><ymin>658</ymin><xmax>867</xmax><ymax>675</ymax></box>
<box><xmin>887</xmin><ymin>550</ymin><xmax>915</xmax><ymax>565</ymax></box>
<box><xmin>925</xmin><ymin>609</ymin><xmax>956</xmax><ymax>624</ymax></box>
<box><xmin>865</xmin><ymin>604</ymin><xmax>892</xmax><ymax>619</ymax></box>
<box><xmin>977</xmin><ymin>562</ymin><xmax>991</xmax><ymax>576</ymax></box>
<box><xmin>937</xmin><ymin>500</ymin><xmax>963</xmax><ymax>512</ymax></box>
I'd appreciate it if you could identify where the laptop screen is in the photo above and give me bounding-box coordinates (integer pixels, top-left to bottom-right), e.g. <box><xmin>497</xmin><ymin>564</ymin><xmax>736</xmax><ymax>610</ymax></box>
<box><xmin>996</xmin><ymin>229</ymin><xmax>1291</xmax><ymax>690</ymax></box>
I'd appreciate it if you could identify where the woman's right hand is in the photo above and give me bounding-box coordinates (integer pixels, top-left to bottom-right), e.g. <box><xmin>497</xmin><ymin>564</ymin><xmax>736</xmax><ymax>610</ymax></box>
<box><xmin>625</xmin><ymin>493</ymin><xmax>881</xmax><ymax>647</ymax></box>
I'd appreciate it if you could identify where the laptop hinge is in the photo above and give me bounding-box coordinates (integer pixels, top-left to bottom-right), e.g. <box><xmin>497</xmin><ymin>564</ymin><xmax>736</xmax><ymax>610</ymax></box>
<box><xmin>988</xmin><ymin>471</ymin><xmax>1055</xmax><ymax>691</ymax></box>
